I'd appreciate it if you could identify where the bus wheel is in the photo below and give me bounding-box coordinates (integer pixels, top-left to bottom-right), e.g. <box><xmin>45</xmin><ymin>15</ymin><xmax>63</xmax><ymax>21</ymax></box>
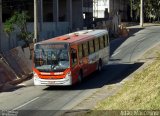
<box><xmin>98</xmin><ymin>60</ymin><xmax>102</xmax><ymax>72</ymax></box>
<box><xmin>78</xmin><ymin>71</ymin><xmax>83</xmax><ymax>83</ymax></box>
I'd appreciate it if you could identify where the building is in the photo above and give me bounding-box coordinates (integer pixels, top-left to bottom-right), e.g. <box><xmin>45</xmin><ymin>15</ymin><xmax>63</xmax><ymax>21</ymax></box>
<box><xmin>83</xmin><ymin>0</ymin><xmax>93</xmax><ymax>28</ymax></box>
<box><xmin>93</xmin><ymin>0</ymin><xmax>109</xmax><ymax>18</ymax></box>
<box><xmin>0</xmin><ymin>0</ymin><xmax>93</xmax><ymax>51</ymax></box>
<box><xmin>93</xmin><ymin>0</ymin><xmax>128</xmax><ymax>21</ymax></box>
<box><xmin>0</xmin><ymin>0</ymin><xmax>129</xmax><ymax>51</ymax></box>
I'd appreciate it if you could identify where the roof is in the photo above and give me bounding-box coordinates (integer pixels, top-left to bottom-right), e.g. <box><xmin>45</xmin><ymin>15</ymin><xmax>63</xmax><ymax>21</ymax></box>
<box><xmin>37</xmin><ymin>29</ymin><xmax>108</xmax><ymax>45</ymax></box>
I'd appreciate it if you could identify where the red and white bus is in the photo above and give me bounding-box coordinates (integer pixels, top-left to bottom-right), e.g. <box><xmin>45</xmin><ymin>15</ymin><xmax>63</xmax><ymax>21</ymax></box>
<box><xmin>33</xmin><ymin>29</ymin><xmax>109</xmax><ymax>86</ymax></box>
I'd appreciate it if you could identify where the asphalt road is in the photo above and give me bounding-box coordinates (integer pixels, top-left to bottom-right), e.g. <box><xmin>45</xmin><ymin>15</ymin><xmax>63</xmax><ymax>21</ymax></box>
<box><xmin>0</xmin><ymin>25</ymin><xmax>160</xmax><ymax>116</ymax></box>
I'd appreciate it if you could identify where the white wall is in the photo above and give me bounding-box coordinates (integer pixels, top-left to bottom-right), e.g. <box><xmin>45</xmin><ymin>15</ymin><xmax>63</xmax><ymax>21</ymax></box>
<box><xmin>93</xmin><ymin>0</ymin><xmax>128</xmax><ymax>21</ymax></box>
<box><xmin>93</xmin><ymin>0</ymin><xmax>109</xmax><ymax>18</ymax></box>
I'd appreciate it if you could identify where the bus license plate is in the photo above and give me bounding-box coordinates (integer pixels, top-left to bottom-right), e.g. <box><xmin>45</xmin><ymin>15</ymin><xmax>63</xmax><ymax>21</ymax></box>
<box><xmin>48</xmin><ymin>81</ymin><xmax>55</xmax><ymax>84</ymax></box>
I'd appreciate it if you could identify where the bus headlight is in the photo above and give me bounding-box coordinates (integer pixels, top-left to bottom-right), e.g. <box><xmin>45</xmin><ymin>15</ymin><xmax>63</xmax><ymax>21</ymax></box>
<box><xmin>33</xmin><ymin>72</ymin><xmax>41</xmax><ymax>85</ymax></box>
<box><xmin>33</xmin><ymin>72</ymin><xmax>39</xmax><ymax>79</ymax></box>
<box><xmin>64</xmin><ymin>71</ymin><xmax>72</xmax><ymax>85</ymax></box>
<box><xmin>65</xmin><ymin>71</ymin><xmax>71</xmax><ymax>78</ymax></box>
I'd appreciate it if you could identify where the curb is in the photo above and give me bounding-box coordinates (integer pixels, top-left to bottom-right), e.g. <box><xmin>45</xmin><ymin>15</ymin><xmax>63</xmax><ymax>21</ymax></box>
<box><xmin>0</xmin><ymin>84</ymin><xmax>4</xmax><ymax>90</ymax></box>
<box><xmin>0</xmin><ymin>80</ymin><xmax>22</xmax><ymax>92</ymax></box>
<box><xmin>0</xmin><ymin>73</ymin><xmax>33</xmax><ymax>92</ymax></box>
<box><xmin>9</xmin><ymin>73</ymin><xmax>33</xmax><ymax>85</ymax></box>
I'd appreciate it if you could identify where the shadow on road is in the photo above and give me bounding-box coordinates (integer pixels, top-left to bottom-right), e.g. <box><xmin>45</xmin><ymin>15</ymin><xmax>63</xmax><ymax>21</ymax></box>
<box><xmin>0</xmin><ymin>85</ymin><xmax>25</xmax><ymax>92</ymax></box>
<box><xmin>110</xmin><ymin>38</ymin><xmax>126</xmax><ymax>56</ymax></box>
<box><xmin>128</xmin><ymin>27</ymin><xmax>144</xmax><ymax>37</ymax></box>
<box><xmin>44</xmin><ymin>62</ymin><xmax>143</xmax><ymax>91</ymax></box>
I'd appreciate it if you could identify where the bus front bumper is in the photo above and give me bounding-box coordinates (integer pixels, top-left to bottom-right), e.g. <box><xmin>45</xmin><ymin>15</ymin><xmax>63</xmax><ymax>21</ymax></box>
<box><xmin>33</xmin><ymin>73</ymin><xmax>72</xmax><ymax>86</ymax></box>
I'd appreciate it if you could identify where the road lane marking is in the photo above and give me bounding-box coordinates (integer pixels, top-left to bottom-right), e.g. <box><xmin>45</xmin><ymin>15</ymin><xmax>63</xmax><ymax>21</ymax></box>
<box><xmin>18</xmin><ymin>83</ymin><xmax>26</xmax><ymax>86</ymax></box>
<box><xmin>112</xmin><ymin>50</ymin><xmax>121</xmax><ymax>57</ymax></box>
<box><xmin>137</xmin><ymin>37</ymin><xmax>145</xmax><ymax>42</ymax></box>
<box><xmin>12</xmin><ymin>97</ymin><xmax>39</xmax><ymax>110</ymax></box>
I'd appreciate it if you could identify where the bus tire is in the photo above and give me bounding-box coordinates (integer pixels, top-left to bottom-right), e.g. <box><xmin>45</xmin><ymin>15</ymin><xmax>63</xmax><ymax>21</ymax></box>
<box><xmin>78</xmin><ymin>71</ymin><xmax>83</xmax><ymax>83</ymax></box>
<box><xmin>98</xmin><ymin>59</ymin><xmax>102</xmax><ymax>72</ymax></box>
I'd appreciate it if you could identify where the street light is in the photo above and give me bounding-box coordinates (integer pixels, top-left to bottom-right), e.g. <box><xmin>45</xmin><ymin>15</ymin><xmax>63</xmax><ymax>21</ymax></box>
<box><xmin>140</xmin><ymin>0</ymin><xmax>143</xmax><ymax>27</ymax></box>
<box><xmin>0</xmin><ymin>0</ymin><xmax>2</xmax><ymax>50</ymax></box>
<box><xmin>34</xmin><ymin>0</ymin><xmax>38</xmax><ymax>43</ymax></box>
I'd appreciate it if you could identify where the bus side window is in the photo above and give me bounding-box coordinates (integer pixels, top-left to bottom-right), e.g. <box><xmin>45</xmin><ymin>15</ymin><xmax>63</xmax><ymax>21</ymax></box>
<box><xmin>94</xmin><ymin>38</ymin><xmax>99</xmax><ymax>52</ymax></box>
<box><xmin>78</xmin><ymin>44</ymin><xmax>83</xmax><ymax>59</ymax></box>
<box><xmin>107</xmin><ymin>35</ymin><xmax>109</xmax><ymax>45</ymax></box>
<box><xmin>89</xmin><ymin>40</ymin><xmax>94</xmax><ymax>54</ymax></box>
<box><xmin>103</xmin><ymin>35</ymin><xmax>108</xmax><ymax>47</ymax></box>
<box><xmin>83</xmin><ymin>42</ymin><xmax>89</xmax><ymax>56</ymax></box>
<box><xmin>71</xmin><ymin>48</ymin><xmax>77</xmax><ymax>67</ymax></box>
<box><xmin>100</xmin><ymin>37</ymin><xmax>104</xmax><ymax>49</ymax></box>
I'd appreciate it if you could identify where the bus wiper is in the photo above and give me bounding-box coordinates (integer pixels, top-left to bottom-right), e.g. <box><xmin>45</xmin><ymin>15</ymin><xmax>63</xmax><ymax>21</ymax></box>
<box><xmin>51</xmin><ymin>64</ymin><xmax>56</xmax><ymax>70</ymax></box>
<box><xmin>51</xmin><ymin>58</ymin><xmax>60</xmax><ymax>70</ymax></box>
<box><xmin>50</xmin><ymin>50</ymin><xmax>63</xmax><ymax>71</ymax></box>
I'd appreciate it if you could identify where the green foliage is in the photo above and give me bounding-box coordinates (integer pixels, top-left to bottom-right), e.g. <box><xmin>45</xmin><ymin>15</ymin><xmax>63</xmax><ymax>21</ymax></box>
<box><xmin>144</xmin><ymin>0</ymin><xmax>160</xmax><ymax>20</ymax></box>
<box><xmin>4</xmin><ymin>19</ymin><xmax>14</xmax><ymax>36</ymax></box>
<box><xmin>4</xmin><ymin>11</ymin><xmax>33</xmax><ymax>46</ymax></box>
<box><xmin>130</xmin><ymin>0</ymin><xmax>160</xmax><ymax>21</ymax></box>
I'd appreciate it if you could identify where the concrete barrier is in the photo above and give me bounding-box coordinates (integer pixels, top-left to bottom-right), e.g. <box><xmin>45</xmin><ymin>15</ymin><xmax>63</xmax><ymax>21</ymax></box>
<box><xmin>0</xmin><ymin>46</ymin><xmax>33</xmax><ymax>91</ymax></box>
<box><xmin>0</xmin><ymin>59</ymin><xmax>18</xmax><ymax>89</ymax></box>
<box><xmin>3</xmin><ymin>46</ymin><xmax>32</xmax><ymax>79</ymax></box>
<box><xmin>3</xmin><ymin>51</ymin><xmax>24</xmax><ymax>78</ymax></box>
<box><xmin>23</xmin><ymin>47</ymin><xmax>31</xmax><ymax>59</ymax></box>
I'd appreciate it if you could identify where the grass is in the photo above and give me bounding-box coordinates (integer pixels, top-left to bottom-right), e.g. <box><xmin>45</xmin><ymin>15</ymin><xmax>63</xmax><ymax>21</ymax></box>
<box><xmin>98</xmin><ymin>60</ymin><xmax>160</xmax><ymax>109</ymax></box>
<box><xmin>81</xmin><ymin>55</ymin><xmax>160</xmax><ymax>116</ymax></box>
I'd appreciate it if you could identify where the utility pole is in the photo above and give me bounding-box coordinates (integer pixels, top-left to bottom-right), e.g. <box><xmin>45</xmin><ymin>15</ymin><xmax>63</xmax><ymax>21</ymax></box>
<box><xmin>130</xmin><ymin>0</ymin><xmax>133</xmax><ymax>20</ymax></box>
<box><xmin>39</xmin><ymin>0</ymin><xmax>43</xmax><ymax>32</ymax></box>
<box><xmin>34</xmin><ymin>0</ymin><xmax>38</xmax><ymax>43</ymax></box>
<box><xmin>0</xmin><ymin>0</ymin><xmax>2</xmax><ymax>51</ymax></box>
<box><xmin>140</xmin><ymin>0</ymin><xmax>144</xmax><ymax>27</ymax></box>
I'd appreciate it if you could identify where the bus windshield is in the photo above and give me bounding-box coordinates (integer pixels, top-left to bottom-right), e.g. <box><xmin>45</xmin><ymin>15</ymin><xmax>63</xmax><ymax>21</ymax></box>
<box><xmin>34</xmin><ymin>43</ymin><xmax>69</xmax><ymax>72</ymax></box>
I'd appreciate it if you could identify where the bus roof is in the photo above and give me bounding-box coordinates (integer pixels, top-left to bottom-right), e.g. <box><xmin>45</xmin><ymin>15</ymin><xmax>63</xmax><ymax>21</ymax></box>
<box><xmin>36</xmin><ymin>29</ymin><xmax>108</xmax><ymax>45</ymax></box>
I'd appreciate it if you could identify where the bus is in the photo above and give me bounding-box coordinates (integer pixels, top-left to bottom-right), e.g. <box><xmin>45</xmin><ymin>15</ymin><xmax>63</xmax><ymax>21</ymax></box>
<box><xmin>33</xmin><ymin>29</ymin><xmax>109</xmax><ymax>86</ymax></box>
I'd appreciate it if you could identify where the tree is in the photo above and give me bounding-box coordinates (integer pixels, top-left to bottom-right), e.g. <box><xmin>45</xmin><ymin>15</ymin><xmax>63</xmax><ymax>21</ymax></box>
<box><xmin>130</xmin><ymin>0</ymin><xmax>160</xmax><ymax>22</ymax></box>
<box><xmin>4</xmin><ymin>11</ymin><xmax>33</xmax><ymax>48</ymax></box>
<box><xmin>130</xmin><ymin>0</ymin><xmax>140</xmax><ymax>21</ymax></box>
<box><xmin>3</xmin><ymin>17</ymin><xmax>14</xmax><ymax>48</ymax></box>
